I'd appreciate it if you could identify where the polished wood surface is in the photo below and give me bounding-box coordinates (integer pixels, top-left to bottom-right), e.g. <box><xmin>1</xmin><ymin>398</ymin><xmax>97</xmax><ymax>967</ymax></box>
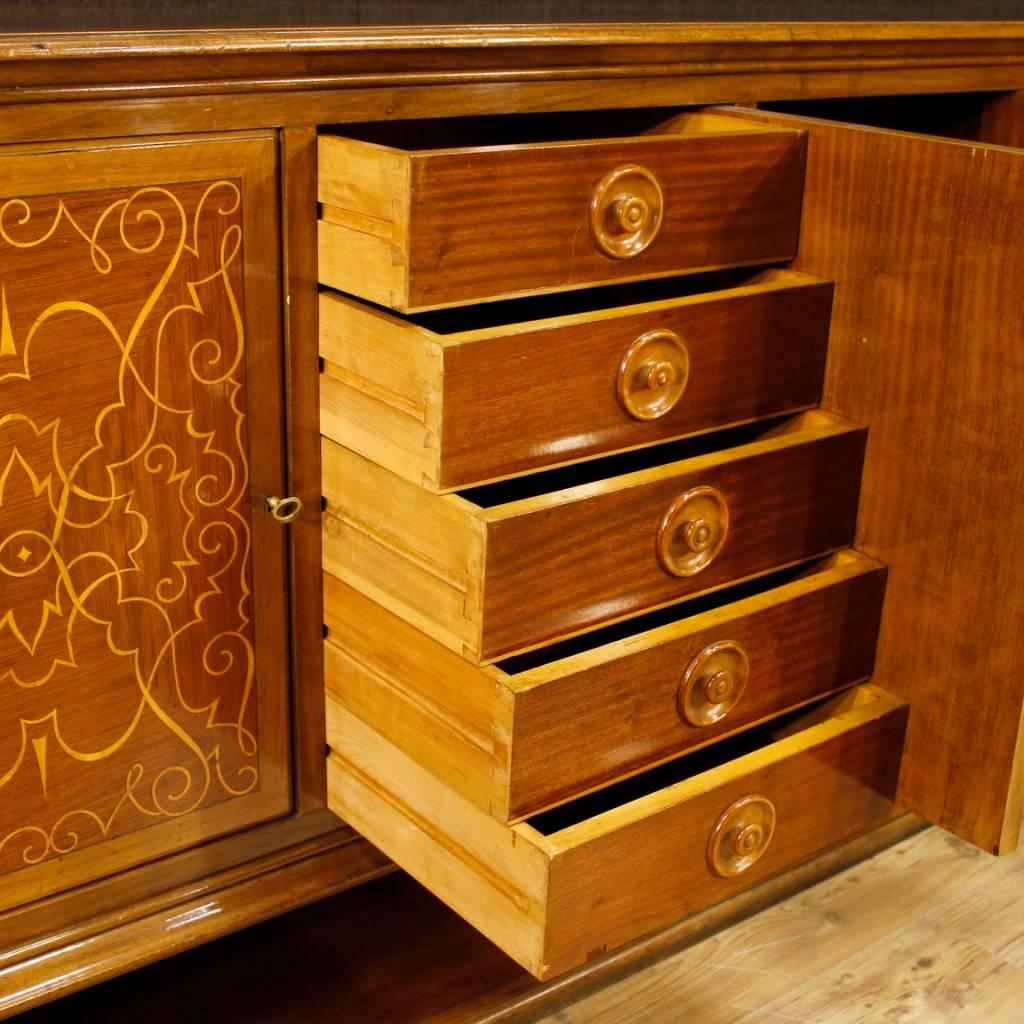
<box><xmin>0</xmin><ymin>133</ymin><xmax>291</xmax><ymax>909</ymax></box>
<box><xmin>323</xmin><ymin>411</ymin><xmax>866</xmax><ymax>662</ymax></box>
<box><xmin>319</xmin><ymin>269</ymin><xmax>833</xmax><ymax>490</ymax></box>
<box><xmin>281</xmin><ymin>125</ymin><xmax>330</xmax><ymax>814</ymax></box>
<box><xmin>0</xmin><ymin>124</ymin><xmax>381</xmax><ymax>1020</ymax></box>
<box><xmin>318</xmin><ymin>112</ymin><xmax>806</xmax><ymax>310</ymax></box>
<box><xmin>2</xmin><ymin>25</ymin><xmax>1024</xmax><ymax>148</ymax></box>
<box><xmin>720</xmin><ymin>104</ymin><xmax>1024</xmax><ymax>855</ymax></box>
<box><xmin>328</xmin><ymin>687</ymin><xmax>906</xmax><ymax>979</ymax></box>
<box><xmin>479</xmin><ymin>413</ymin><xmax>864</xmax><ymax>660</ymax></box>
<box><xmin>976</xmin><ymin>90</ymin><xmax>1024</xmax><ymax>146</ymax></box>
<box><xmin>324</xmin><ymin>551</ymin><xmax>886</xmax><ymax>821</ymax></box>
<box><xmin>12</xmin><ymin>814</ymin><xmax>923</xmax><ymax>1024</ymax></box>
<box><xmin>4</xmin><ymin>23</ymin><xmax>1024</xmax><ymax>108</ymax></box>
<box><xmin>0</xmin><ymin>815</ymin><xmax>390</xmax><ymax>1018</ymax></box>
<box><xmin>4</xmin><ymin>19</ymin><xmax>1024</xmax><ymax>1016</ymax></box>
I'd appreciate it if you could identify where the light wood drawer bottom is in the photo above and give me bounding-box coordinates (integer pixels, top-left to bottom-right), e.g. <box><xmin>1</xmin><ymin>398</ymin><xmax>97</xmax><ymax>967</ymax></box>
<box><xmin>327</xmin><ymin>686</ymin><xmax>906</xmax><ymax>980</ymax></box>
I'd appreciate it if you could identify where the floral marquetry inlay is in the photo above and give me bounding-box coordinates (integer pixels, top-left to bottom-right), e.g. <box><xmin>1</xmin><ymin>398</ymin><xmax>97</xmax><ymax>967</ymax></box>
<box><xmin>0</xmin><ymin>176</ymin><xmax>263</xmax><ymax>876</ymax></box>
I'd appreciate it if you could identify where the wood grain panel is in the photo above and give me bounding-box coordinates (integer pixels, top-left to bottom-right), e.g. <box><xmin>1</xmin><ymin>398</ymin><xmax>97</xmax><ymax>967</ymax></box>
<box><xmin>328</xmin><ymin>686</ymin><xmax>906</xmax><ymax>980</ymax></box>
<box><xmin>480</xmin><ymin>413</ymin><xmax>865</xmax><ymax>660</ymax></box>
<box><xmin>323</xmin><ymin>551</ymin><xmax>887</xmax><ymax>821</ymax></box>
<box><xmin>976</xmin><ymin>90</ymin><xmax>1024</xmax><ymax>146</ymax></box>
<box><xmin>5</xmin><ymin>23</ymin><xmax>1024</xmax><ymax>112</ymax></box>
<box><xmin>281</xmin><ymin>126</ymin><xmax>331</xmax><ymax>814</ymax></box>
<box><xmin>15</xmin><ymin>69</ymin><xmax>1024</xmax><ymax>151</ymax></box>
<box><xmin>318</xmin><ymin>115</ymin><xmax>807</xmax><ymax>310</ymax></box>
<box><xmin>319</xmin><ymin>270</ymin><xmax>833</xmax><ymax>490</ymax></box>
<box><xmin>718</xmin><ymin>106</ymin><xmax>1024</xmax><ymax>855</ymax></box>
<box><xmin>0</xmin><ymin>134</ymin><xmax>291</xmax><ymax>908</ymax></box>
<box><xmin>323</xmin><ymin>574</ymin><xmax>513</xmax><ymax>819</ymax></box>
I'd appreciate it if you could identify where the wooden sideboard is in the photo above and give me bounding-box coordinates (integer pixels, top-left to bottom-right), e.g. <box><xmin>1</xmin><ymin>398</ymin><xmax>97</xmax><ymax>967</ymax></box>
<box><xmin>3</xmin><ymin>21</ymin><xmax>1024</xmax><ymax>1019</ymax></box>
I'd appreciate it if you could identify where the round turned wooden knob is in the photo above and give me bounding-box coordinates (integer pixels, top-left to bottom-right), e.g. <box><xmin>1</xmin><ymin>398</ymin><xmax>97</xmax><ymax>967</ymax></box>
<box><xmin>678</xmin><ymin>640</ymin><xmax>750</xmax><ymax>727</ymax></box>
<box><xmin>656</xmin><ymin>486</ymin><xmax>729</xmax><ymax>577</ymax></box>
<box><xmin>617</xmin><ymin>329</ymin><xmax>690</xmax><ymax>421</ymax></box>
<box><xmin>614</xmin><ymin>194</ymin><xmax>650</xmax><ymax>232</ymax></box>
<box><xmin>590</xmin><ymin>164</ymin><xmax>664</xmax><ymax>259</ymax></box>
<box><xmin>707</xmin><ymin>794</ymin><xmax>777</xmax><ymax>878</ymax></box>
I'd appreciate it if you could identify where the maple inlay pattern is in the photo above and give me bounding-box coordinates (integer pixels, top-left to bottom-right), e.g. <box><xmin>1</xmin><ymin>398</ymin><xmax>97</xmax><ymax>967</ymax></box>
<box><xmin>0</xmin><ymin>176</ymin><xmax>263</xmax><ymax>875</ymax></box>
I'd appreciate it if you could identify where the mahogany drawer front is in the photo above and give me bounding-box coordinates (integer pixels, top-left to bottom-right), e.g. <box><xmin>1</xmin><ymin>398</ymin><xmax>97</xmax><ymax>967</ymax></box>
<box><xmin>320</xmin><ymin>270</ymin><xmax>833</xmax><ymax>491</ymax></box>
<box><xmin>321</xmin><ymin>410</ymin><xmax>866</xmax><ymax>663</ymax></box>
<box><xmin>317</xmin><ymin>112</ymin><xmax>807</xmax><ymax>312</ymax></box>
<box><xmin>324</xmin><ymin>551</ymin><xmax>886</xmax><ymax>822</ymax></box>
<box><xmin>327</xmin><ymin>686</ymin><xmax>906</xmax><ymax>980</ymax></box>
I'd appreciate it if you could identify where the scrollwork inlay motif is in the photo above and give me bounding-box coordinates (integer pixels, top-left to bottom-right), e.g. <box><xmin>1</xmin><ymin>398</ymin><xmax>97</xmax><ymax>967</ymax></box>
<box><xmin>0</xmin><ymin>179</ymin><xmax>258</xmax><ymax>873</ymax></box>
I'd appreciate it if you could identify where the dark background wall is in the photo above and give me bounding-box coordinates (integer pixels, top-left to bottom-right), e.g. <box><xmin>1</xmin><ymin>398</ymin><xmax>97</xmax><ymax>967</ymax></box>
<box><xmin>1</xmin><ymin>1</ymin><xmax>1022</xmax><ymax>32</ymax></box>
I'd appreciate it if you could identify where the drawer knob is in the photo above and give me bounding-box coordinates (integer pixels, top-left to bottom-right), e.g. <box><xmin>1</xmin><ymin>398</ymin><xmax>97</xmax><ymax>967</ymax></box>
<box><xmin>590</xmin><ymin>164</ymin><xmax>664</xmax><ymax>259</ymax></box>
<box><xmin>657</xmin><ymin>485</ymin><xmax>728</xmax><ymax>577</ymax></box>
<box><xmin>708</xmin><ymin>794</ymin><xmax>777</xmax><ymax>877</ymax></box>
<box><xmin>679</xmin><ymin>640</ymin><xmax>750</xmax><ymax>727</ymax></box>
<box><xmin>617</xmin><ymin>329</ymin><xmax>690</xmax><ymax>421</ymax></box>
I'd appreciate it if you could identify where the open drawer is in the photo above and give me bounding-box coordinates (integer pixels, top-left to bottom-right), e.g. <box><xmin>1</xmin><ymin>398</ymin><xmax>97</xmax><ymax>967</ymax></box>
<box><xmin>322</xmin><ymin>410</ymin><xmax>865</xmax><ymax>662</ymax></box>
<box><xmin>327</xmin><ymin>685</ymin><xmax>907</xmax><ymax>980</ymax></box>
<box><xmin>325</xmin><ymin>551</ymin><xmax>886</xmax><ymax>821</ymax></box>
<box><xmin>319</xmin><ymin>270</ymin><xmax>833</xmax><ymax>491</ymax></box>
<box><xmin>317</xmin><ymin>110</ymin><xmax>806</xmax><ymax>311</ymax></box>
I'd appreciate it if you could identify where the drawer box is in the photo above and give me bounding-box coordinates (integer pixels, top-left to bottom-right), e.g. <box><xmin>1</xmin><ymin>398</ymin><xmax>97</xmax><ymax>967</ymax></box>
<box><xmin>321</xmin><ymin>410</ymin><xmax>866</xmax><ymax>662</ymax></box>
<box><xmin>324</xmin><ymin>550</ymin><xmax>887</xmax><ymax>821</ymax></box>
<box><xmin>320</xmin><ymin>270</ymin><xmax>833</xmax><ymax>490</ymax></box>
<box><xmin>327</xmin><ymin>686</ymin><xmax>906</xmax><ymax>980</ymax></box>
<box><xmin>318</xmin><ymin>111</ymin><xmax>807</xmax><ymax>311</ymax></box>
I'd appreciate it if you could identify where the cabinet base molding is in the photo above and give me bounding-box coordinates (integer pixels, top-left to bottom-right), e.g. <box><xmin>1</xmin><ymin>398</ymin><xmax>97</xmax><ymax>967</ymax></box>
<box><xmin>0</xmin><ymin>817</ymin><xmax>392</xmax><ymax>1020</ymax></box>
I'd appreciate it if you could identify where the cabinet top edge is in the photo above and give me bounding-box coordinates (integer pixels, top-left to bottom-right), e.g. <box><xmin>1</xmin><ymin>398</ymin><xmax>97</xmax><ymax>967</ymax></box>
<box><xmin>4</xmin><ymin>21</ymin><xmax>1024</xmax><ymax>62</ymax></box>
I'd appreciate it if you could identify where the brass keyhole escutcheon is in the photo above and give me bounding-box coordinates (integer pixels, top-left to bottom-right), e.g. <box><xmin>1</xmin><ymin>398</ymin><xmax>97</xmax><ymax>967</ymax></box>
<box><xmin>707</xmin><ymin>794</ymin><xmax>777</xmax><ymax>878</ymax></box>
<box><xmin>656</xmin><ymin>486</ymin><xmax>729</xmax><ymax>577</ymax></box>
<box><xmin>617</xmin><ymin>329</ymin><xmax>690</xmax><ymax>421</ymax></box>
<box><xmin>590</xmin><ymin>164</ymin><xmax>664</xmax><ymax>259</ymax></box>
<box><xmin>266</xmin><ymin>495</ymin><xmax>304</xmax><ymax>524</ymax></box>
<box><xmin>678</xmin><ymin>640</ymin><xmax>750</xmax><ymax>727</ymax></box>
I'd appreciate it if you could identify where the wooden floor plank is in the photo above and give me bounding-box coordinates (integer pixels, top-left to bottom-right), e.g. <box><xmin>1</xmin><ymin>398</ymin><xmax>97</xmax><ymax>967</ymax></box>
<box><xmin>746</xmin><ymin>926</ymin><xmax>1024</xmax><ymax>1023</ymax></box>
<box><xmin>925</xmin><ymin>851</ymin><xmax>1024</xmax><ymax>970</ymax></box>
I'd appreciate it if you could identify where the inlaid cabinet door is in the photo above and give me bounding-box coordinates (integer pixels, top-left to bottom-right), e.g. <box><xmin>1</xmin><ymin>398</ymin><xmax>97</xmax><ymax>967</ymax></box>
<box><xmin>0</xmin><ymin>133</ymin><xmax>290</xmax><ymax>908</ymax></box>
